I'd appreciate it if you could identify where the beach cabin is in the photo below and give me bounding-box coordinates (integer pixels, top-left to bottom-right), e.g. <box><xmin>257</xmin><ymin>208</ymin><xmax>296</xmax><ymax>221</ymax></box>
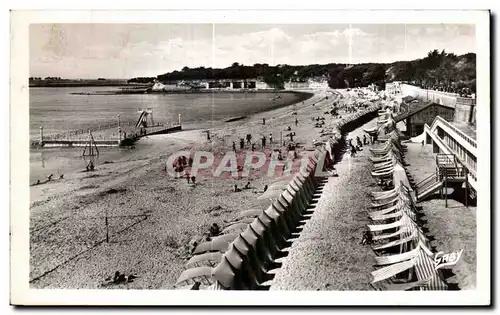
<box><xmin>395</xmin><ymin>101</ymin><xmax>455</xmax><ymax>137</ymax></box>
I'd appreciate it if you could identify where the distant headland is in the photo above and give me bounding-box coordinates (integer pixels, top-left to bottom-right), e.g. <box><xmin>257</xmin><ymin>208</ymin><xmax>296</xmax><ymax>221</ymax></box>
<box><xmin>29</xmin><ymin>77</ymin><xmax>150</xmax><ymax>88</ymax></box>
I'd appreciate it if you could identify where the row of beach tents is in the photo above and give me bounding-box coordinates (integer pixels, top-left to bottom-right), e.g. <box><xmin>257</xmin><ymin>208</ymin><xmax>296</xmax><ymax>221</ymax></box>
<box><xmin>365</xmin><ymin>110</ymin><xmax>463</xmax><ymax>290</ymax></box>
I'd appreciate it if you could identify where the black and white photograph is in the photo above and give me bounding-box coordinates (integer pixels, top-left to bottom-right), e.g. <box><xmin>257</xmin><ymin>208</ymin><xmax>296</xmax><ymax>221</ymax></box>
<box><xmin>9</xmin><ymin>9</ymin><xmax>490</xmax><ymax>306</ymax></box>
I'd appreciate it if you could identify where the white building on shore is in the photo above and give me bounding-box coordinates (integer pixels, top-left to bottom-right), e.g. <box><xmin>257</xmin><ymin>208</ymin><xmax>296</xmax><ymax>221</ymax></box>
<box><xmin>157</xmin><ymin>78</ymin><xmax>274</xmax><ymax>90</ymax></box>
<box><xmin>284</xmin><ymin>77</ymin><xmax>329</xmax><ymax>90</ymax></box>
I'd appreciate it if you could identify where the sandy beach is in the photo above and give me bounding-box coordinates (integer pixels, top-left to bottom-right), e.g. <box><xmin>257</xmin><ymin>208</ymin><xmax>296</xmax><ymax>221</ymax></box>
<box><xmin>29</xmin><ymin>89</ymin><xmax>361</xmax><ymax>288</ymax></box>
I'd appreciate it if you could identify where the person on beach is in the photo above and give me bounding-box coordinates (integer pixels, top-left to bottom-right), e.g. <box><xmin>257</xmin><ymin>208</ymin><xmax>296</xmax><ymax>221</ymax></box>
<box><xmin>269</xmin><ymin>134</ymin><xmax>273</xmax><ymax>144</ymax></box>
<box><xmin>232</xmin><ymin>141</ymin><xmax>236</xmax><ymax>152</ymax></box>
<box><xmin>363</xmin><ymin>135</ymin><xmax>368</xmax><ymax>145</ymax></box>
<box><xmin>350</xmin><ymin>146</ymin><xmax>357</xmax><ymax>158</ymax></box>
<box><xmin>295</xmin><ymin>118</ymin><xmax>298</xmax><ymax>126</ymax></box>
<box><xmin>360</xmin><ymin>230</ymin><xmax>373</xmax><ymax>245</ymax></box>
<box><xmin>263</xmin><ymin>118</ymin><xmax>266</xmax><ymax>125</ymax></box>
<box><xmin>209</xmin><ymin>223</ymin><xmax>221</xmax><ymax>236</ymax></box>
<box><xmin>191</xmin><ymin>176</ymin><xmax>196</xmax><ymax>185</ymax></box>
<box><xmin>261</xmin><ymin>136</ymin><xmax>266</xmax><ymax>148</ymax></box>
<box><xmin>246</xmin><ymin>134</ymin><xmax>252</xmax><ymax>145</ymax></box>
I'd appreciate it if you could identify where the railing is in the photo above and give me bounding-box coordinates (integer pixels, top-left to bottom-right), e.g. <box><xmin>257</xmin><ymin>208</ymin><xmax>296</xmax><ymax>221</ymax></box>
<box><xmin>456</xmin><ymin>97</ymin><xmax>476</xmax><ymax>106</ymax></box>
<box><xmin>425</xmin><ymin>120</ymin><xmax>478</xmax><ymax>184</ymax></box>
<box><xmin>42</xmin><ymin>120</ymin><xmax>134</xmax><ymax>141</ymax></box>
<box><xmin>432</xmin><ymin>116</ymin><xmax>477</xmax><ymax>149</ymax></box>
<box><xmin>436</xmin><ymin>154</ymin><xmax>455</xmax><ymax>166</ymax></box>
<box><xmin>429</xmin><ymin>124</ymin><xmax>477</xmax><ymax>182</ymax></box>
<box><xmin>436</xmin><ymin>154</ymin><xmax>466</xmax><ymax>179</ymax></box>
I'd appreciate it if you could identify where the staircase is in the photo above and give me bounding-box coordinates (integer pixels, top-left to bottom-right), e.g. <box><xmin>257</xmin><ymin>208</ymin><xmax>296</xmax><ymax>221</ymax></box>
<box><xmin>467</xmin><ymin>182</ymin><xmax>477</xmax><ymax>200</ymax></box>
<box><xmin>415</xmin><ymin>173</ymin><xmax>443</xmax><ymax>202</ymax></box>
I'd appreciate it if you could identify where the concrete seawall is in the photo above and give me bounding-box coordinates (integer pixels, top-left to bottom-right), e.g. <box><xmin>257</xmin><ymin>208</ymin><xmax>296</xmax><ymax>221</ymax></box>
<box><xmin>399</xmin><ymin>84</ymin><xmax>476</xmax><ymax>125</ymax></box>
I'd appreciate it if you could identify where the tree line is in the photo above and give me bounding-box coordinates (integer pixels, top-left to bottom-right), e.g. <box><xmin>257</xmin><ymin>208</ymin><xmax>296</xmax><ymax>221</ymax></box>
<box><xmin>127</xmin><ymin>50</ymin><xmax>476</xmax><ymax>92</ymax></box>
<box><xmin>386</xmin><ymin>50</ymin><xmax>476</xmax><ymax>93</ymax></box>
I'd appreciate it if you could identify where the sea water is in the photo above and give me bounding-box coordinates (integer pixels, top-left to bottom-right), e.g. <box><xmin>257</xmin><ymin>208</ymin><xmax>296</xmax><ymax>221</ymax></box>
<box><xmin>29</xmin><ymin>87</ymin><xmax>308</xmax><ymax>181</ymax></box>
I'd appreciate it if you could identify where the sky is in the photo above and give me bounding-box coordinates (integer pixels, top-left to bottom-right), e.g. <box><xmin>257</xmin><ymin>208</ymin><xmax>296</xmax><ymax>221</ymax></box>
<box><xmin>29</xmin><ymin>24</ymin><xmax>476</xmax><ymax>79</ymax></box>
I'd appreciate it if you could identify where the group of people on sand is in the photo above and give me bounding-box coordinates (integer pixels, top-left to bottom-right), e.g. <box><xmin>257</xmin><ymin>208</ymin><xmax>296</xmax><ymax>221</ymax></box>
<box><xmin>231</xmin><ymin>129</ymin><xmax>284</xmax><ymax>152</ymax></box>
<box><xmin>32</xmin><ymin>173</ymin><xmax>65</xmax><ymax>186</ymax></box>
<box><xmin>348</xmin><ymin>135</ymin><xmax>369</xmax><ymax>158</ymax></box>
<box><xmin>343</xmin><ymin>106</ymin><xmax>358</xmax><ymax>113</ymax></box>
<box><xmin>171</xmin><ymin>156</ymin><xmax>197</xmax><ymax>185</ymax></box>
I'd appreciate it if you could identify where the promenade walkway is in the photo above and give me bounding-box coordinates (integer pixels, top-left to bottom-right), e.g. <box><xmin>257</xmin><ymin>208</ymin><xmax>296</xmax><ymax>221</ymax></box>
<box><xmin>269</xmin><ymin>116</ymin><xmax>380</xmax><ymax>290</ymax></box>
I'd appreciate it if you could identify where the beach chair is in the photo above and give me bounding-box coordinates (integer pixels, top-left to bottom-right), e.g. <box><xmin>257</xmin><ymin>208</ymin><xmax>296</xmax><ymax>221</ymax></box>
<box><xmin>186</xmin><ymin>252</ymin><xmax>223</xmax><ymax>268</ymax></box>
<box><xmin>192</xmin><ymin>233</ymin><xmax>239</xmax><ymax>255</ymax></box>
<box><xmin>175</xmin><ymin>267</ymin><xmax>213</xmax><ymax>288</ymax></box>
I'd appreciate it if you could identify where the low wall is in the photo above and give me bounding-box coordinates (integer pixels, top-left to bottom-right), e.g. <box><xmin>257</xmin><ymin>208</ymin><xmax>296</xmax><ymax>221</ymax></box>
<box><xmin>400</xmin><ymin>84</ymin><xmax>457</xmax><ymax>107</ymax></box>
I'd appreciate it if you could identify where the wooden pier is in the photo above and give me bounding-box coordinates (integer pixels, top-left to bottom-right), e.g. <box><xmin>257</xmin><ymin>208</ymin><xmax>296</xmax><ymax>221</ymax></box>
<box><xmin>37</xmin><ymin>125</ymin><xmax>182</xmax><ymax>148</ymax></box>
<box><xmin>34</xmin><ymin>111</ymin><xmax>183</xmax><ymax>148</ymax></box>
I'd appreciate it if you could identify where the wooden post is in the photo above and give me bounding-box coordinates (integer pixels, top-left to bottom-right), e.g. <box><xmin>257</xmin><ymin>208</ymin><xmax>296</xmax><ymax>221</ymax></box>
<box><xmin>444</xmin><ymin>170</ymin><xmax>448</xmax><ymax>208</ymax></box>
<box><xmin>39</xmin><ymin>126</ymin><xmax>44</xmax><ymax>146</ymax></box>
<box><xmin>88</xmin><ymin>130</ymin><xmax>93</xmax><ymax>157</ymax></box>
<box><xmin>465</xmin><ymin>168</ymin><xmax>469</xmax><ymax>207</ymax></box>
<box><xmin>105</xmin><ymin>208</ymin><xmax>109</xmax><ymax>243</ymax></box>
<box><xmin>91</xmin><ymin>130</ymin><xmax>99</xmax><ymax>156</ymax></box>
